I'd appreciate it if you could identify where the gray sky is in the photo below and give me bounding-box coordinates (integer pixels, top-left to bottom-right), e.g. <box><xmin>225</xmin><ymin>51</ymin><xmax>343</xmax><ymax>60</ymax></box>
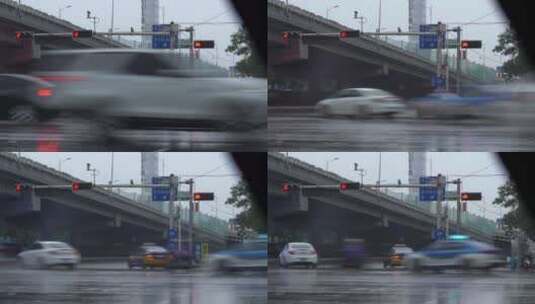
<box><xmin>287</xmin><ymin>0</ymin><xmax>508</xmax><ymax>68</ymax></box>
<box><xmin>19</xmin><ymin>152</ymin><xmax>242</xmax><ymax>221</ymax></box>
<box><xmin>22</xmin><ymin>0</ymin><xmax>242</xmax><ymax>68</ymax></box>
<box><xmin>287</xmin><ymin>152</ymin><xmax>509</xmax><ymax>221</ymax></box>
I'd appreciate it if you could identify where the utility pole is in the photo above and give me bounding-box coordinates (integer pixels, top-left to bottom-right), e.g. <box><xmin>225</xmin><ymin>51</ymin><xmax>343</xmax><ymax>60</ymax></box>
<box><xmin>377</xmin><ymin>0</ymin><xmax>382</xmax><ymax>34</ymax></box>
<box><xmin>436</xmin><ymin>22</ymin><xmax>445</xmax><ymax>92</ymax></box>
<box><xmin>354</xmin><ymin>11</ymin><xmax>365</xmax><ymax>32</ymax></box>
<box><xmin>186</xmin><ymin>178</ymin><xmax>195</xmax><ymax>264</ymax></box>
<box><xmin>455</xmin><ymin>27</ymin><xmax>462</xmax><ymax>95</ymax></box>
<box><xmin>86</xmin><ymin>163</ymin><xmax>97</xmax><ymax>185</ymax></box>
<box><xmin>455</xmin><ymin>178</ymin><xmax>462</xmax><ymax>233</ymax></box>
<box><xmin>111</xmin><ymin>0</ymin><xmax>115</xmax><ymax>34</ymax></box>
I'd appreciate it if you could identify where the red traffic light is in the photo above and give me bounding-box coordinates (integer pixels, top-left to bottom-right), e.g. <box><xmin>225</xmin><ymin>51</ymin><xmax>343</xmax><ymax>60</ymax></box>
<box><xmin>193</xmin><ymin>40</ymin><xmax>215</xmax><ymax>49</ymax></box>
<box><xmin>72</xmin><ymin>182</ymin><xmax>93</xmax><ymax>192</ymax></box>
<box><xmin>282</xmin><ymin>32</ymin><xmax>290</xmax><ymax>41</ymax></box>
<box><xmin>461</xmin><ymin>192</ymin><xmax>482</xmax><ymax>201</ymax></box>
<box><xmin>72</xmin><ymin>30</ymin><xmax>93</xmax><ymax>39</ymax></box>
<box><xmin>282</xmin><ymin>183</ymin><xmax>290</xmax><ymax>192</ymax></box>
<box><xmin>460</xmin><ymin>40</ymin><xmax>482</xmax><ymax>49</ymax></box>
<box><xmin>339</xmin><ymin>182</ymin><xmax>361</xmax><ymax>191</ymax></box>
<box><xmin>193</xmin><ymin>192</ymin><xmax>214</xmax><ymax>201</ymax></box>
<box><xmin>15</xmin><ymin>31</ymin><xmax>33</xmax><ymax>40</ymax></box>
<box><xmin>15</xmin><ymin>183</ymin><xmax>31</xmax><ymax>192</ymax></box>
<box><xmin>340</xmin><ymin>30</ymin><xmax>360</xmax><ymax>39</ymax></box>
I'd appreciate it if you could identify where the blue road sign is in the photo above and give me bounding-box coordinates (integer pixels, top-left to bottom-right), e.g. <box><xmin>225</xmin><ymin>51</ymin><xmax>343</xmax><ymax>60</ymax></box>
<box><xmin>419</xmin><ymin>176</ymin><xmax>446</xmax><ymax>201</ymax></box>
<box><xmin>419</xmin><ymin>24</ymin><xmax>446</xmax><ymax>49</ymax></box>
<box><xmin>152</xmin><ymin>176</ymin><xmax>170</xmax><ymax>201</ymax></box>
<box><xmin>432</xmin><ymin>228</ymin><xmax>445</xmax><ymax>240</ymax></box>
<box><xmin>166</xmin><ymin>240</ymin><xmax>177</xmax><ymax>251</ymax></box>
<box><xmin>152</xmin><ymin>24</ymin><xmax>171</xmax><ymax>49</ymax></box>
<box><xmin>168</xmin><ymin>228</ymin><xmax>177</xmax><ymax>239</ymax></box>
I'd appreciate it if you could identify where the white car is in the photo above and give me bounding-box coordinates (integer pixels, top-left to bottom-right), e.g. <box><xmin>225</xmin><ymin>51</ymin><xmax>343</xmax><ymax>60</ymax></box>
<box><xmin>28</xmin><ymin>49</ymin><xmax>266</xmax><ymax>131</ymax></box>
<box><xmin>315</xmin><ymin>88</ymin><xmax>411</xmax><ymax>118</ymax></box>
<box><xmin>17</xmin><ymin>241</ymin><xmax>81</xmax><ymax>269</ymax></box>
<box><xmin>279</xmin><ymin>242</ymin><xmax>318</xmax><ymax>268</ymax></box>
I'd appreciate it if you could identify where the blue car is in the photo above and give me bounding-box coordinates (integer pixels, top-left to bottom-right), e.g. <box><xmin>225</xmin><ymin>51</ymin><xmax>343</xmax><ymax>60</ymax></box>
<box><xmin>210</xmin><ymin>235</ymin><xmax>267</xmax><ymax>271</ymax></box>
<box><xmin>407</xmin><ymin>237</ymin><xmax>505</xmax><ymax>271</ymax></box>
<box><xmin>410</xmin><ymin>91</ymin><xmax>507</xmax><ymax>119</ymax></box>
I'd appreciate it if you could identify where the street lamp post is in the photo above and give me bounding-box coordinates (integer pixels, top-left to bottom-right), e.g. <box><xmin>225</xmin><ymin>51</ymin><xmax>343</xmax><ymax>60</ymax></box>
<box><xmin>377</xmin><ymin>0</ymin><xmax>382</xmax><ymax>33</ymax></box>
<box><xmin>325</xmin><ymin>157</ymin><xmax>339</xmax><ymax>171</ymax></box>
<box><xmin>58</xmin><ymin>157</ymin><xmax>71</xmax><ymax>172</ymax></box>
<box><xmin>326</xmin><ymin>4</ymin><xmax>340</xmax><ymax>19</ymax></box>
<box><xmin>111</xmin><ymin>0</ymin><xmax>115</xmax><ymax>34</ymax></box>
<box><xmin>58</xmin><ymin>4</ymin><xmax>71</xmax><ymax>19</ymax></box>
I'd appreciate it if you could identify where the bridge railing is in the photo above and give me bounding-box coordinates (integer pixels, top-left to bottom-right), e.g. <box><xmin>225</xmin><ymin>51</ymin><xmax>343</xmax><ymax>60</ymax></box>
<box><xmin>379</xmin><ymin>189</ymin><xmax>497</xmax><ymax>236</ymax></box>
<box><xmin>378</xmin><ymin>37</ymin><xmax>497</xmax><ymax>82</ymax></box>
<box><xmin>115</xmin><ymin>190</ymin><xmax>230</xmax><ymax>237</ymax></box>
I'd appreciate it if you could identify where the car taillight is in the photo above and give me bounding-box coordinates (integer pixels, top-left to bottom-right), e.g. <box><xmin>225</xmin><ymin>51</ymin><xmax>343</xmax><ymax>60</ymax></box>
<box><xmin>288</xmin><ymin>250</ymin><xmax>296</xmax><ymax>255</ymax></box>
<box><xmin>145</xmin><ymin>254</ymin><xmax>154</xmax><ymax>259</ymax></box>
<box><xmin>37</xmin><ymin>88</ymin><xmax>53</xmax><ymax>97</ymax></box>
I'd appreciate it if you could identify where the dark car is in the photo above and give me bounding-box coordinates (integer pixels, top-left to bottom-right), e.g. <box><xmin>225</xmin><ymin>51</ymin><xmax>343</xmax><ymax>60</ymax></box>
<box><xmin>342</xmin><ymin>238</ymin><xmax>367</xmax><ymax>268</ymax></box>
<box><xmin>127</xmin><ymin>245</ymin><xmax>172</xmax><ymax>270</ymax></box>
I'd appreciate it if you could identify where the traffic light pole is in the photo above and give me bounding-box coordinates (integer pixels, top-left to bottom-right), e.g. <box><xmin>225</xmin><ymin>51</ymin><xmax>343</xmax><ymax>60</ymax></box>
<box><xmin>455</xmin><ymin>178</ymin><xmax>462</xmax><ymax>233</ymax></box>
<box><xmin>186</xmin><ymin>178</ymin><xmax>195</xmax><ymax>263</ymax></box>
<box><xmin>455</xmin><ymin>27</ymin><xmax>462</xmax><ymax>95</ymax></box>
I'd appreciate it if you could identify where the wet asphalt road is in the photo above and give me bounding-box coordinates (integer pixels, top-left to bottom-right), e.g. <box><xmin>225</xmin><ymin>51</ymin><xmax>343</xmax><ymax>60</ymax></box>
<box><xmin>0</xmin><ymin>263</ymin><xmax>266</xmax><ymax>304</ymax></box>
<box><xmin>269</xmin><ymin>267</ymin><xmax>535</xmax><ymax>304</ymax></box>
<box><xmin>0</xmin><ymin>121</ymin><xmax>267</xmax><ymax>152</ymax></box>
<box><xmin>268</xmin><ymin>110</ymin><xmax>535</xmax><ymax>151</ymax></box>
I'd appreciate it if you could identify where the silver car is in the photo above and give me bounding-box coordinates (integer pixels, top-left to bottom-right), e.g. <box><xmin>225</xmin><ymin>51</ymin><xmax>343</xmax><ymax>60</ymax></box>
<box><xmin>29</xmin><ymin>49</ymin><xmax>266</xmax><ymax>131</ymax></box>
<box><xmin>315</xmin><ymin>88</ymin><xmax>411</xmax><ymax>118</ymax></box>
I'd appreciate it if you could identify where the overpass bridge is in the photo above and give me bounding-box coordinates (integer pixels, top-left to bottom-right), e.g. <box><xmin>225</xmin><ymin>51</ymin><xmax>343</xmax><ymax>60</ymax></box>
<box><xmin>268</xmin><ymin>0</ymin><xmax>497</xmax><ymax>105</ymax></box>
<box><xmin>0</xmin><ymin>153</ymin><xmax>231</xmax><ymax>256</ymax></box>
<box><xmin>268</xmin><ymin>152</ymin><xmax>506</xmax><ymax>256</ymax></box>
<box><xmin>0</xmin><ymin>0</ymin><xmax>128</xmax><ymax>69</ymax></box>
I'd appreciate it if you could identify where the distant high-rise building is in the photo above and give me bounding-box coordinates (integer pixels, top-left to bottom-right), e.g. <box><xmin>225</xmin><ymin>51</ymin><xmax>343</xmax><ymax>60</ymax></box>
<box><xmin>408</xmin><ymin>152</ymin><xmax>427</xmax><ymax>205</ymax></box>
<box><xmin>141</xmin><ymin>0</ymin><xmax>159</xmax><ymax>48</ymax></box>
<box><xmin>141</xmin><ymin>152</ymin><xmax>162</xmax><ymax>210</ymax></box>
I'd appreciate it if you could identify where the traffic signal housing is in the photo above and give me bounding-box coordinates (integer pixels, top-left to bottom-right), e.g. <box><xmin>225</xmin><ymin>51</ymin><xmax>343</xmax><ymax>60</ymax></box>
<box><xmin>15</xmin><ymin>183</ymin><xmax>31</xmax><ymax>192</ymax></box>
<box><xmin>460</xmin><ymin>40</ymin><xmax>482</xmax><ymax>49</ymax></box>
<box><xmin>15</xmin><ymin>31</ymin><xmax>33</xmax><ymax>40</ymax></box>
<box><xmin>72</xmin><ymin>30</ymin><xmax>93</xmax><ymax>39</ymax></box>
<box><xmin>193</xmin><ymin>192</ymin><xmax>214</xmax><ymax>201</ymax></box>
<box><xmin>281</xmin><ymin>183</ymin><xmax>299</xmax><ymax>192</ymax></box>
<box><xmin>72</xmin><ymin>182</ymin><xmax>93</xmax><ymax>192</ymax></box>
<box><xmin>461</xmin><ymin>192</ymin><xmax>482</xmax><ymax>201</ymax></box>
<box><xmin>339</xmin><ymin>30</ymin><xmax>360</xmax><ymax>39</ymax></box>
<box><xmin>193</xmin><ymin>40</ymin><xmax>215</xmax><ymax>49</ymax></box>
<box><xmin>281</xmin><ymin>31</ymin><xmax>301</xmax><ymax>41</ymax></box>
<box><xmin>339</xmin><ymin>182</ymin><xmax>361</xmax><ymax>191</ymax></box>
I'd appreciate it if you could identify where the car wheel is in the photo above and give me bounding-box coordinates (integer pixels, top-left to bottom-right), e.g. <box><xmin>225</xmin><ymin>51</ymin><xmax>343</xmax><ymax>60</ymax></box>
<box><xmin>462</xmin><ymin>259</ymin><xmax>472</xmax><ymax>271</ymax></box>
<box><xmin>409</xmin><ymin>259</ymin><xmax>422</xmax><ymax>272</ymax></box>
<box><xmin>17</xmin><ymin>256</ymin><xmax>27</xmax><ymax>269</ymax></box>
<box><xmin>319</xmin><ymin>106</ymin><xmax>331</xmax><ymax>117</ymax></box>
<box><xmin>37</xmin><ymin>257</ymin><xmax>47</xmax><ymax>269</ymax></box>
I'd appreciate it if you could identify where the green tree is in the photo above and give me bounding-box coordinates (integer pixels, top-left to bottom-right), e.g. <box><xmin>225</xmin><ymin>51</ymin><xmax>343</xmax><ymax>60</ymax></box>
<box><xmin>225</xmin><ymin>180</ymin><xmax>266</xmax><ymax>234</ymax></box>
<box><xmin>493</xmin><ymin>181</ymin><xmax>535</xmax><ymax>237</ymax></box>
<box><xmin>493</xmin><ymin>28</ymin><xmax>531</xmax><ymax>80</ymax></box>
<box><xmin>225</xmin><ymin>27</ymin><xmax>265</xmax><ymax>78</ymax></box>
